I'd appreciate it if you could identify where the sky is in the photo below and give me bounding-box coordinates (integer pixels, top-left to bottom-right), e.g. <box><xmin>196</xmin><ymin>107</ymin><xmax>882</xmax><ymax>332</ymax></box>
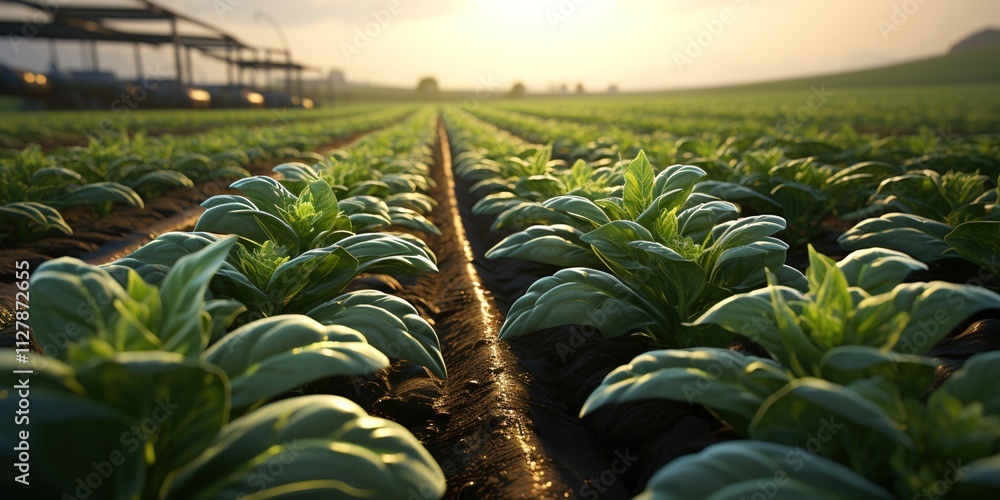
<box><xmin>1</xmin><ymin>0</ymin><xmax>998</xmax><ymax>92</ymax></box>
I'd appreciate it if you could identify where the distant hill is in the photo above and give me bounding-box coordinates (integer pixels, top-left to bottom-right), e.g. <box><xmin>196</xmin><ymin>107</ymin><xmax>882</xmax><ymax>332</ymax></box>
<box><xmin>629</xmin><ymin>28</ymin><xmax>1000</xmax><ymax>96</ymax></box>
<box><xmin>950</xmin><ymin>28</ymin><xmax>1000</xmax><ymax>54</ymax></box>
<box><xmin>719</xmin><ymin>48</ymin><xmax>1000</xmax><ymax>93</ymax></box>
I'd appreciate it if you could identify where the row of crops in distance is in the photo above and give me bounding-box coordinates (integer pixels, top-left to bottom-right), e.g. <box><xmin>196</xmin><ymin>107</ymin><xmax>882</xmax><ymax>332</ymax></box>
<box><xmin>0</xmin><ymin>105</ymin><xmax>415</xmax><ymax>243</ymax></box>
<box><xmin>0</xmin><ymin>104</ymin><xmax>396</xmax><ymax>148</ymax></box>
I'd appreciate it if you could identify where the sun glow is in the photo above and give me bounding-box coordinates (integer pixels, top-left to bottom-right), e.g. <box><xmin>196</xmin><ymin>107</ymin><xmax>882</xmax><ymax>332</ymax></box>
<box><xmin>470</xmin><ymin>0</ymin><xmax>549</xmax><ymax>25</ymax></box>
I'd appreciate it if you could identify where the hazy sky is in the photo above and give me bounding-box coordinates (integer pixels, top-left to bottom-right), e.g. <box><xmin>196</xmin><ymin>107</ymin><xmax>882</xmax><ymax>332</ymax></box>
<box><xmin>1</xmin><ymin>0</ymin><xmax>998</xmax><ymax>91</ymax></box>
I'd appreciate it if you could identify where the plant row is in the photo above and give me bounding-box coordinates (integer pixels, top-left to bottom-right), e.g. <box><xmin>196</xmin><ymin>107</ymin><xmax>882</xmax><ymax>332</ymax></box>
<box><xmin>468</xmin><ymin>105</ymin><xmax>1000</xmax><ymax>282</ymax></box>
<box><xmin>0</xmin><ymin>104</ymin><xmax>391</xmax><ymax>148</ymax></box>
<box><xmin>3</xmin><ymin>107</ymin><xmax>449</xmax><ymax>499</ymax></box>
<box><xmin>0</xmin><ymin>106</ymin><xmax>414</xmax><ymax>244</ymax></box>
<box><xmin>444</xmin><ymin>107</ymin><xmax>1000</xmax><ymax>498</ymax></box>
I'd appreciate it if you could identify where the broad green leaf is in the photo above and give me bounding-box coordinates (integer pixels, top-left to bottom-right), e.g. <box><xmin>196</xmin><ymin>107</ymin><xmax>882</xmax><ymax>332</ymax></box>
<box><xmin>635</xmin><ymin>441</ymin><xmax>893</xmax><ymax>500</ymax></box>
<box><xmin>711</xmin><ymin>238</ymin><xmax>789</xmax><ymax>292</ymax></box>
<box><xmin>273</xmin><ymin>161</ymin><xmax>322</xmax><ymax>184</ymax></box>
<box><xmin>205</xmin><ymin>315</ymin><xmax>389</xmax><ymax>409</ymax></box>
<box><xmin>473</xmin><ymin>192</ymin><xmax>521</xmax><ymax>216</ymax></box>
<box><xmin>953</xmin><ymin>454</ymin><xmax>1000</xmax><ymax>495</ymax></box>
<box><xmin>0</xmin><ymin>359</ymin><xmax>143</xmax><ymax>498</ymax></box>
<box><xmin>388</xmin><ymin>206</ymin><xmax>441</xmax><ymax>235</ymax></box>
<box><xmin>300</xmin><ymin>179</ymin><xmax>343</xmax><ymax>236</ymax></box>
<box><xmin>111</xmin><ymin>232</ymin><xmax>221</xmax><ymax>268</ymax></box>
<box><xmin>817</xmin><ymin>345</ymin><xmax>937</xmax><ymax>394</ymax></box>
<box><xmin>581</xmin><ymin>220</ymin><xmax>654</xmax><ymax>272</ymax></box>
<box><xmin>385</xmin><ymin>192</ymin><xmax>436</xmax><ymax>213</ymax></box>
<box><xmin>0</xmin><ymin>201</ymin><xmax>73</xmax><ymax>236</ymax></box>
<box><xmin>54</xmin><ymin>182</ymin><xmax>143</xmax><ymax>210</ymax></box>
<box><xmin>30</xmin><ymin>258</ymin><xmax>137</xmax><ymax>358</ymax></box>
<box><xmin>195</xmin><ymin>203</ymin><xmax>300</xmax><ymax>253</ymax></box>
<box><xmin>695</xmin><ymin>180</ymin><xmax>782</xmax><ymax>211</ymax></box>
<box><xmin>623</xmin><ymin>150</ymin><xmax>655</xmax><ymax>219</ymax></box>
<box><xmin>652</xmin><ymin>164</ymin><xmax>706</xmax><ymax>198</ymax></box>
<box><xmin>499</xmin><ymin>267</ymin><xmax>654</xmax><ymax>340</ymax></box>
<box><xmin>677</xmin><ymin>200</ymin><xmax>740</xmax><ymax>242</ymax></box>
<box><xmin>543</xmin><ymin>195</ymin><xmax>612</xmax><ymax>229</ymax></box>
<box><xmin>750</xmin><ymin>378</ymin><xmax>913</xmax><ymax>452</ymax></box>
<box><xmin>486</xmin><ymin>224</ymin><xmax>603</xmax><ymax>268</ymax></box>
<box><xmin>693</xmin><ymin>286</ymin><xmax>808</xmax><ymax>347</ymax></box>
<box><xmin>838</xmin><ymin>213</ymin><xmax>953</xmax><ymax>263</ymax></box>
<box><xmin>129</xmin><ymin>170</ymin><xmax>194</xmax><ymax>192</ymax></box>
<box><xmin>935</xmin><ymin>350</ymin><xmax>1000</xmax><ymax>416</ymax></box>
<box><xmin>230</xmin><ymin>176</ymin><xmax>296</xmax><ymax>216</ymax></box>
<box><xmin>307</xmin><ymin>290</ymin><xmax>447</xmax><ymax>379</ymax></box>
<box><xmin>581</xmin><ymin>348</ymin><xmax>789</xmax><ymax>432</ymax></box>
<box><xmin>338</xmin><ymin>233</ymin><xmax>437</xmax><ymax>273</ymax></box>
<box><xmin>267</xmin><ymin>246</ymin><xmax>359</xmax><ymax>314</ymax></box>
<box><xmin>886</xmin><ymin>282</ymin><xmax>1000</xmax><ymax>355</ymax></box>
<box><xmin>205</xmin><ymin>299</ymin><xmax>247</xmax><ymax>343</ymax></box>
<box><xmin>709</xmin><ymin>215</ymin><xmax>787</xmax><ymax>253</ymax></box>
<box><xmin>75</xmin><ymin>352</ymin><xmax>229</xmax><ymax>498</ymax></box>
<box><xmin>836</xmin><ymin>248</ymin><xmax>927</xmax><ymax>295</ymax></box>
<box><xmin>347</xmin><ymin>180</ymin><xmax>391</xmax><ymax>198</ymax></box>
<box><xmin>157</xmin><ymin>236</ymin><xmax>238</xmax><ymax>355</ymax></box>
<box><xmin>166</xmin><ymin>395</ymin><xmax>446</xmax><ymax>500</ymax></box>
<box><xmin>945</xmin><ymin>221</ymin><xmax>1000</xmax><ymax>277</ymax></box>
<box><xmin>492</xmin><ymin>201</ymin><xmax>577</xmax><ymax>231</ymax></box>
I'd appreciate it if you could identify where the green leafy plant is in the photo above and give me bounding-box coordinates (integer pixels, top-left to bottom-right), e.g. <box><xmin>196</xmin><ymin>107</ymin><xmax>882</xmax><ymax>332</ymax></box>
<box><xmin>497</xmin><ymin>151</ymin><xmax>804</xmax><ymax>348</ymax></box>
<box><xmin>632</xmin><ymin>441</ymin><xmax>895</xmax><ymax>500</ymax></box>
<box><xmin>0</xmin><ymin>355</ymin><xmax>445</xmax><ymax>499</ymax></box>
<box><xmin>582</xmin><ymin>247</ymin><xmax>1000</xmax><ymax>498</ymax></box>
<box><xmin>31</xmin><ymin>235</ymin><xmax>245</xmax><ymax>359</ymax></box>
<box><xmin>0</xmin><ymin>201</ymin><xmax>73</xmax><ymax>241</ymax></box>
<box><xmin>869</xmin><ymin>170</ymin><xmax>995</xmax><ymax>226</ymax></box>
<box><xmin>106</xmin><ymin>231</ymin><xmax>445</xmax><ymax>379</ymax></box>
<box><xmin>470</xmin><ymin>157</ymin><xmax>622</xmax><ymax>220</ymax></box>
<box><xmin>840</xmin><ymin>174</ymin><xmax>999</xmax><ymax>273</ymax></box>
<box><xmin>11</xmin><ymin>237</ymin><xmax>446</xmax><ymax>498</ymax></box>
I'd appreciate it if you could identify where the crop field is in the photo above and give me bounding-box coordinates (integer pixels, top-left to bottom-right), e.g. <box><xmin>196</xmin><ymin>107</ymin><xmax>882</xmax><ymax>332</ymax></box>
<box><xmin>2</xmin><ymin>0</ymin><xmax>1000</xmax><ymax>493</ymax></box>
<box><xmin>1</xmin><ymin>81</ymin><xmax>999</xmax><ymax>498</ymax></box>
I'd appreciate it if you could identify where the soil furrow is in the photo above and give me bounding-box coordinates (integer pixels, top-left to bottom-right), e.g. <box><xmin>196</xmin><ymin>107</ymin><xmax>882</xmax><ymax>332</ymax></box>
<box><xmin>387</xmin><ymin>115</ymin><xmax>633</xmax><ymax>499</ymax></box>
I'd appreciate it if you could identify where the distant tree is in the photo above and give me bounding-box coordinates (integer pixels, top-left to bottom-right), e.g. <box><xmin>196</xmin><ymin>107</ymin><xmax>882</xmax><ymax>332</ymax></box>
<box><xmin>559</xmin><ymin>83</ymin><xmax>568</xmax><ymax>94</ymax></box>
<box><xmin>417</xmin><ymin>76</ymin><xmax>439</xmax><ymax>95</ymax></box>
<box><xmin>575</xmin><ymin>82</ymin><xmax>585</xmax><ymax>94</ymax></box>
<box><xmin>607</xmin><ymin>84</ymin><xmax>619</xmax><ymax>94</ymax></box>
<box><xmin>509</xmin><ymin>82</ymin><xmax>527</xmax><ymax>98</ymax></box>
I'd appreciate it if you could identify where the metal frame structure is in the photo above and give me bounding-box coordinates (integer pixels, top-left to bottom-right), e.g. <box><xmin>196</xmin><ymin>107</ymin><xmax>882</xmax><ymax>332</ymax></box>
<box><xmin>0</xmin><ymin>0</ymin><xmax>312</xmax><ymax>93</ymax></box>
